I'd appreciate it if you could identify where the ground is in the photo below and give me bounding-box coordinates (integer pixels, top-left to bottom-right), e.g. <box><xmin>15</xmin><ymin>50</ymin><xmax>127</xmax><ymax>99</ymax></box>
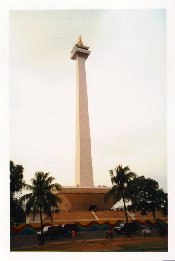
<box><xmin>11</xmin><ymin>230</ymin><xmax>168</xmax><ymax>252</ymax></box>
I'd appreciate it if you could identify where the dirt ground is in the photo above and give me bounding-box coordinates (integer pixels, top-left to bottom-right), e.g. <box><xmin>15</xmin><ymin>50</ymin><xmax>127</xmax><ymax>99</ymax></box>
<box><xmin>11</xmin><ymin>230</ymin><xmax>168</xmax><ymax>252</ymax></box>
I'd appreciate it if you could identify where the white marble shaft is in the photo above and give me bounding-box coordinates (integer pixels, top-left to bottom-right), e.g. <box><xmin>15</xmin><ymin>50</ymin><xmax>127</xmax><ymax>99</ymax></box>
<box><xmin>71</xmin><ymin>43</ymin><xmax>94</xmax><ymax>187</ymax></box>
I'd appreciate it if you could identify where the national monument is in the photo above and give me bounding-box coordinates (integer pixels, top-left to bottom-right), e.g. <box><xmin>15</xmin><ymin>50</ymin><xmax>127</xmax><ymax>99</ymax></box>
<box><xmin>25</xmin><ymin>37</ymin><xmax>167</xmax><ymax>226</ymax></box>
<box><xmin>55</xmin><ymin>36</ymin><xmax>113</xmax><ymax>212</ymax></box>
<box><xmin>71</xmin><ymin>36</ymin><xmax>94</xmax><ymax>187</ymax></box>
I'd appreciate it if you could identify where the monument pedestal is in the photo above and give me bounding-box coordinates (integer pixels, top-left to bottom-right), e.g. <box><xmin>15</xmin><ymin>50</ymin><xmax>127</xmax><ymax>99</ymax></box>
<box><xmin>56</xmin><ymin>187</ymin><xmax>113</xmax><ymax>211</ymax></box>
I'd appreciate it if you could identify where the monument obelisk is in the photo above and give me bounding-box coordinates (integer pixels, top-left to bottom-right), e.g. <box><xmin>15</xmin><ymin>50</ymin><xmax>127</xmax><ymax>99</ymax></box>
<box><xmin>71</xmin><ymin>36</ymin><xmax>94</xmax><ymax>187</ymax></box>
<box><xmin>27</xmin><ymin>37</ymin><xmax>114</xmax><ymax>222</ymax></box>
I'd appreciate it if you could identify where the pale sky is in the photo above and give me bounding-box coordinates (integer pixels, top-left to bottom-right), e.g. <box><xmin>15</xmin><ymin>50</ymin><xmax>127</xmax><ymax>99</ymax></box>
<box><xmin>10</xmin><ymin>10</ymin><xmax>167</xmax><ymax>191</ymax></box>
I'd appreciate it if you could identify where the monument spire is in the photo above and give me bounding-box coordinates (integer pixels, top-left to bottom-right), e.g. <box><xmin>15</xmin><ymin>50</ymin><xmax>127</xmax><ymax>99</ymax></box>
<box><xmin>71</xmin><ymin>37</ymin><xmax>94</xmax><ymax>187</ymax></box>
<box><xmin>77</xmin><ymin>35</ymin><xmax>83</xmax><ymax>46</ymax></box>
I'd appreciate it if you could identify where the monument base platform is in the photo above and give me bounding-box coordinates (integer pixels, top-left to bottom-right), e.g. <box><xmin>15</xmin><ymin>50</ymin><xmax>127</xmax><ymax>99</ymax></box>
<box><xmin>55</xmin><ymin>186</ymin><xmax>114</xmax><ymax>211</ymax></box>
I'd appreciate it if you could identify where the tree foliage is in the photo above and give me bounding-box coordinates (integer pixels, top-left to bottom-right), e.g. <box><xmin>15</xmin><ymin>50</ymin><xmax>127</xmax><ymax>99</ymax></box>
<box><xmin>105</xmin><ymin>165</ymin><xmax>137</xmax><ymax>204</ymax></box>
<box><xmin>20</xmin><ymin>171</ymin><xmax>61</xmax><ymax>244</ymax></box>
<box><xmin>105</xmin><ymin>165</ymin><xmax>137</xmax><ymax>234</ymax></box>
<box><xmin>10</xmin><ymin>161</ymin><xmax>25</xmax><ymax>225</ymax></box>
<box><xmin>10</xmin><ymin>160</ymin><xmax>24</xmax><ymax>195</ymax></box>
<box><xmin>10</xmin><ymin>198</ymin><xmax>26</xmax><ymax>225</ymax></box>
<box><xmin>127</xmin><ymin>176</ymin><xmax>168</xmax><ymax>221</ymax></box>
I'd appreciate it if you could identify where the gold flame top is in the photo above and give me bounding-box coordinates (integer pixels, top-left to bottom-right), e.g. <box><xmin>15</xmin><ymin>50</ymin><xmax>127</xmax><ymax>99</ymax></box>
<box><xmin>77</xmin><ymin>35</ymin><xmax>83</xmax><ymax>46</ymax></box>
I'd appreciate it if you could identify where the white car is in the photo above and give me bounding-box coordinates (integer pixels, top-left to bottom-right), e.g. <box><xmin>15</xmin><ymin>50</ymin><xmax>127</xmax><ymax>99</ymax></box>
<box><xmin>114</xmin><ymin>223</ymin><xmax>125</xmax><ymax>233</ymax></box>
<box><xmin>37</xmin><ymin>226</ymin><xmax>51</xmax><ymax>236</ymax></box>
<box><xmin>141</xmin><ymin>227</ymin><xmax>151</xmax><ymax>236</ymax></box>
<box><xmin>37</xmin><ymin>226</ymin><xmax>58</xmax><ymax>239</ymax></box>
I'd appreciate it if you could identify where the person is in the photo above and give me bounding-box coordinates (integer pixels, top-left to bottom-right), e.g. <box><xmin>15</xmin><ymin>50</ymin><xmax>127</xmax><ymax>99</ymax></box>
<box><xmin>106</xmin><ymin>228</ymin><xmax>113</xmax><ymax>239</ymax></box>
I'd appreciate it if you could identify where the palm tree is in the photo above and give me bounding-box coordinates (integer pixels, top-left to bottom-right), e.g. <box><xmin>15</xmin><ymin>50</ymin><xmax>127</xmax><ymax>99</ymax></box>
<box><xmin>20</xmin><ymin>171</ymin><xmax>61</xmax><ymax>244</ymax></box>
<box><xmin>104</xmin><ymin>165</ymin><xmax>136</xmax><ymax>235</ymax></box>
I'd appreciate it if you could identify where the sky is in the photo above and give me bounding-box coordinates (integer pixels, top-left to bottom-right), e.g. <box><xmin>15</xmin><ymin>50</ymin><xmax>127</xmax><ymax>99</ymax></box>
<box><xmin>10</xmin><ymin>9</ymin><xmax>167</xmax><ymax>191</ymax></box>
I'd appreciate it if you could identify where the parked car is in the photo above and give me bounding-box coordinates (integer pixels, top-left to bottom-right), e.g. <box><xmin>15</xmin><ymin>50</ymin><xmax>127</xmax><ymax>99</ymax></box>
<box><xmin>114</xmin><ymin>222</ymin><xmax>144</xmax><ymax>234</ymax></box>
<box><xmin>141</xmin><ymin>226</ymin><xmax>151</xmax><ymax>236</ymax></box>
<box><xmin>63</xmin><ymin>224</ymin><xmax>78</xmax><ymax>235</ymax></box>
<box><xmin>37</xmin><ymin>225</ymin><xmax>62</xmax><ymax>240</ymax></box>
<box><xmin>114</xmin><ymin>223</ymin><xmax>125</xmax><ymax>233</ymax></box>
<box><xmin>37</xmin><ymin>224</ymin><xmax>78</xmax><ymax>240</ymax></box>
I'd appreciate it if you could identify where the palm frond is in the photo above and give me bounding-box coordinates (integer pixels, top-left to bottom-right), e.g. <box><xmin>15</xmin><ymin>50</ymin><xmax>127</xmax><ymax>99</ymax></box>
<box><xmin>111</xmin><ymin>176</ymin><xmax>118</xmax><ymax>185</ymax></box>
<box><xmin>104</xmin><ymin>185</ymin><xmax>122</xmax><ymax>204</ymax></box>
<box><xmin>22</xmin><ymin>171</ymin><xmax>62</xmax><ymax>224</ymax></box>
<box><xmin>47</xmin><ymin>183</ymin><xmax>61</xmax><ymax>192</ymax></box>
<box><xmin>22</xmin><ymin>183</ymin><xmax>34</xmax><ymax>191</ymax></box>
<box><xmin>25</xmin><ymin>196</ymin><xmax>36</xmax><ymax>215</ymax></box>
<box><xmin>123</xmin><ymin>166</ymin><xmax>130</xmax><ymax>173</ymax></box>
<box><xmin>44</xmin><ymin>191</ymin><xmax>61</xmax><ymax>206</ymax></box>
<box><xmin>125</xmin><ymin>171</ymin><xmax>137</xmax><ymax>179</ymax></box>
<box><xmin>104</xmin><ymin>189</ymin><xmax>115</xmax><ymax>203</ymax></box>
<box><xmin>20</xmin><ymin>193</ymin><xmax>33</xmax><ymax>203</ymax></box>
<box><xmin>45</xmin><ymin>176</ymin><xmax>55</xmax><ymax>185</ymax></box>
<box><xmin>107</xmin><ymin>164</ymin><xmax>138</xmax><ymax>207</ymax></box>
<box><xmin>54</xmin><ymin>183</ymin><xmax>62</xmax><ymax>192</ymax></box>
<box><xmin>43</xmin><ymin>172</ymin><xmax>50</xmax><ymax>181</ymax></box>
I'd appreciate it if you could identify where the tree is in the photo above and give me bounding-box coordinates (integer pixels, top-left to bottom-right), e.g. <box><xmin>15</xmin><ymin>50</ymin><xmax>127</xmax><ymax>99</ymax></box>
<box><xmin>127</xmin><ymin>176</ymin><xmax>168</xmax><ymax>222</ymax></box>
<box><xmin>10</xmin><ymin>161</ymin><xmax>25</xmax><ymax>225</ymax></box>
<box><xmin>104</xmin><ymin>165</ymin><xmax>137</xmax><ymax>235</ymax></box>
<box><xmin>10</xmin><ymin>160</ymin><xmax>24</xmax><ymax>195</ymax></box>
<box><xmin>20</xmin><ymin>171</ymin><xmax>61</xmax><ymax>244</ymax></box>
<box><xmin>10</xmin><ymin>198</ymin><xmax>26</xmax><ymax>225</ymax></box>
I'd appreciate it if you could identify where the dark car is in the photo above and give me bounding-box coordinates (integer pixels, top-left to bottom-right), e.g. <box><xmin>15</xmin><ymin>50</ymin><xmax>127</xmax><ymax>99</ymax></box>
<box><xmin>114</xmin><ymin>221</ymin><xmax>143</xmax><ymax>234</ymax></box>
<box><xmin>63</xmin><ymin>224</ymin><xmax>78</xmax><ymax>235</ymax></box>
<box><xmin>37</xmin><ymin>225</ymin><xmax>64</xmax><ymax>240</ymax></box>
<box><xmin>114</xmin><ymin>223</ymin><xmax>125</xmax><ymax>233</ymax></box>
<box><xmin>37</xmin><ymin>224</ymin><xmax>78</xmax><ymax>240</ymax></box>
